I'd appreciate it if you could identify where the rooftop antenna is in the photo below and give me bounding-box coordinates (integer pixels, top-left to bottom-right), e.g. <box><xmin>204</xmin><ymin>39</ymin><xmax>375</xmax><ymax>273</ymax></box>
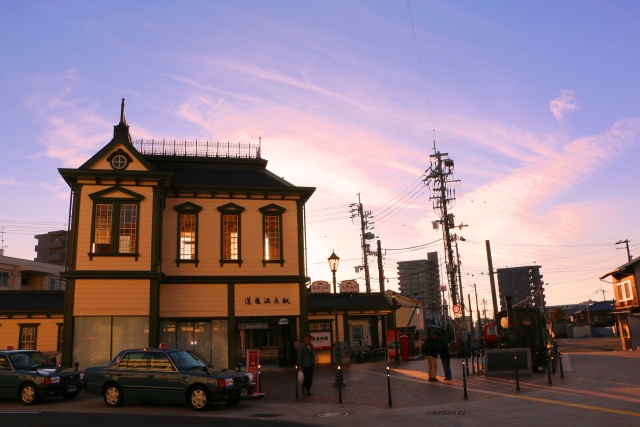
<box><xmin>0</xmin><ymin>227</ymin><xmax>7</xmax><ymax>256</ymax></box>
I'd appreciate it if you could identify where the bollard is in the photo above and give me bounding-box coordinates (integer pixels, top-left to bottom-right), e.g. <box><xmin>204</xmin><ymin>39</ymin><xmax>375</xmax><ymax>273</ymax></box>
<box><xmin>514</xmin><ymin>355</ymin><xmax>520</xmax><ymax>392</ymax></box>
<box><xmin>387</xmin><ymin>366</ymin><xmax>392</xmax><ymax>407</ymax></box>
<box><xmin>481</xmin><ymin>349</ymin><xmax>485</xmax><ymax>370</ymax></box>
<box><xmin>462</xmin><ymin>361</ymin><xmax>468</xmax><ymax>400</ymax></box>
<box><xmin>559</xmin><ymin>353</ymin><xmax>564</xmax><ymax>379</ymax></box>
<box><xmin>258</xmin><ymin>364</ymin><xmax>262</xmax><ymax>393</ymax></box>
<box><xmin>295</xmin><ymin>366</ymin><xmax>299</xmax><ymax>400</ymax></box>
<box><xmin>337</xmin><ymin>366</ymin><xmax>343</xmax><ymax>404</ymax></box>
<box><xmin>547</xmin><ymin>357</ymin><xmax>552</xmax><ymax>385</ymax></box>
<box><xmin>476</xmin><ymin>351</ymin><xmax>480</xmax><ymax>375</ymax></box>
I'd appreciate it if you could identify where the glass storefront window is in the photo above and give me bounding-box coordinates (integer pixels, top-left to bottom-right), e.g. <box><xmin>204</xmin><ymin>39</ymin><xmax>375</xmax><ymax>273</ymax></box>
<box><xmin>73</xmin><ymin>316</ymin><xmax>148</xmax><ymax>368</ymax></box>
<box><xmin>159</xmin><ymin>320</ymin><xmax>228</xmax><ymax>369</ymax></box>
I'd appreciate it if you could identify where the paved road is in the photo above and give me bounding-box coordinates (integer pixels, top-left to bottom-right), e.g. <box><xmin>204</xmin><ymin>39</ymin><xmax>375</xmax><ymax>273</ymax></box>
<box><xmin>556</xmin><ymin>336</ymin><xmax>621</xmax><ymax>352</ymax></box>
<box><xmin>1</xmin><ymin>337</ymin><xmax>638</xmax><ymax>426</ymax></box>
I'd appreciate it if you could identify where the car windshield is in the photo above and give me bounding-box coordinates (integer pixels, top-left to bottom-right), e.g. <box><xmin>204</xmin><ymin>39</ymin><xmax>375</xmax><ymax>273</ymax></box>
<box><xmin>170</xmin><ymin>350</ymin><xmax>208</xmax><ymax>370</ymax></box>
<box><xmin>10</xmin><ymin>352</ymin><xmax>55</xmax><ymax>370</ymax></box>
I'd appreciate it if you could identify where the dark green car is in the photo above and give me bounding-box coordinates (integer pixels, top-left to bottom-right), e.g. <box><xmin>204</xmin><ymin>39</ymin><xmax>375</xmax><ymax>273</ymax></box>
<box><xmin>0</xmin><ymin>349</ymin><xmax>84</xmax><ymax>405</ymax></box>
<box><xmin>83</xmin><ymin>347</ymin><xmax>255</xmax><ymax>411</ymax></box>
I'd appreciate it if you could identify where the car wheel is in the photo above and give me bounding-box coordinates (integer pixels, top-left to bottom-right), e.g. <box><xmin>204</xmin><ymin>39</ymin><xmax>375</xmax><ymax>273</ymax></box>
<box><xmin>189</xmin><ymin>386</ymin><xmax>211</xmax><ymax>411</ymax></box>
<box><xmin>63</xmin><ymin>390</ymin><xmax>81</xmax><ymax>399</ymax></box>
<box><xmin>103</xmin><ymin>383</ymin><xmax>124</xmax><ymax>407</ymax></box>
<box><xmin>19</xmin><ymin>383</ymin><xmax>39</xmax><ymax>406</ymax></box>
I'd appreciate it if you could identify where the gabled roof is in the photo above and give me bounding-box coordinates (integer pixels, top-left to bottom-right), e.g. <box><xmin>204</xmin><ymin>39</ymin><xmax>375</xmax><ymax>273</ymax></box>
<box><xmin>581</xmin><ymin>300</ymin><xmax>615</xmax><ymax>313</ymax></box>
<box><xmin>76</xmin><ymin>100</ymin><xmax>157</xmax><ymax>173</ymax></box>
<box><xmin>59</xmin><ymin>100</ymin><xmax>316</xmax><ymax>201</ymax></box>
<box><xmin>599</xmin><ymin>257</ymin><xmax>640</xmax><ymax>280</ymax></box>
<box><xmin>146</xmin><ymin>156</ymin><xmax>300</xmax><ymax>189</ymax></box>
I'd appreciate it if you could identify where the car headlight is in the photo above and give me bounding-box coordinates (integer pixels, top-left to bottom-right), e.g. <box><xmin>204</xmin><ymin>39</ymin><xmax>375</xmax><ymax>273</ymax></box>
<box><xmin>247</xmin><ymin>373</ymin><xmax>254</xmax><ymax>382</ymax></box>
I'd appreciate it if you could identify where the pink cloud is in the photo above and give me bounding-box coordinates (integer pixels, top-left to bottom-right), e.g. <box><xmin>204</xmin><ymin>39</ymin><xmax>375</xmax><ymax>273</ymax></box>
<box><xmin>549</xmin><ymin>90</ymin><xmax>579</xmax><ymax>121</ymax></box>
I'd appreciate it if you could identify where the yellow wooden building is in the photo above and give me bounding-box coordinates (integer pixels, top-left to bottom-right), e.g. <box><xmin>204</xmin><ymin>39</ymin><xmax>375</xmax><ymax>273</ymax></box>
<box><xmin>0</xmin><ymin>255</ymin><xmax>66</xmax><ymax>358</ymax></box>
<box><xmin>59</xmin><ymin>101</ymin><xmax>315</xmax><ymax>369</ymax></box>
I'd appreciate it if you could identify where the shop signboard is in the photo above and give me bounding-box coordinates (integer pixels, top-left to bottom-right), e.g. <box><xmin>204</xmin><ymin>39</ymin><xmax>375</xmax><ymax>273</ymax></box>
<box><xmin>340</xmin><ymin>280</ymin><xmax>359</xmax><ymax>293</ymax></box>
<box><xmin>247</xmin><ymin>349</ymin><xmax>259</xmax><ymax>391</ymax></box>
<box><xmin>310</xmin><ymin>281</ymin><xmax>331</xmax><ymax>293</ymax></box>
<box><xmin>310</xmin><ymin>331</ymin><xmax>332</xmax><ymax>349</ymax></box>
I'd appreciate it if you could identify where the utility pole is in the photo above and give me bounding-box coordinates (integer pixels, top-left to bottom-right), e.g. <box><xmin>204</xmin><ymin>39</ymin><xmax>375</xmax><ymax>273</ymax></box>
<box><xmin>376</xmin><ymin>240</ymin><xmax>385</xmax><ymax>293</ymax></box>
<box><xmin>424</xmin><ymin>143</ymin><xmax>460</xmax><ymax>305</ymax></box>
<box><xmin>467</xmin><ymin>293</ymin><xmax>474</xmax><ymax>343</ymax></box>
<box><xmin>485</xmin><ymin>240</ymin><xmax>499</xmax><ymax>322</ymax></box>
<box><xmin>596</xmin><ymin>287</ymin><xmax>607</xmax><ymax>301</ymax></box>
<box><xmin>453</xmin><ymin>234</ymin><xmax>466</xmax><ymax>324</ymax></box>
<box><xmin>615</xmin><ymin>239</ymin><xmax>632</xmax><ymax>262</ymax></box>
<box><xmin>350</xmin><ymin>194</ymin><xmax>374</xmax><ymax>292</ymax></box>
<box><xmin>474</xmin><ymin>284</ymin><xmax>481</xmax><ymax>338</ymax></box>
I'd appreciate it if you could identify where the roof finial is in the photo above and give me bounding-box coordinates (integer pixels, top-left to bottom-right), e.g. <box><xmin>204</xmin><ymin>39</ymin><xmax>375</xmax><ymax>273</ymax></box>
<box><xmin>113</xmin><ymin>98</ymin><xmax>130</xmax><ymax>141</ymax></box>
<box><xmin>120</xmin><ymin>98</ymin><xmax>126</xmax><ymax>124</ymax></box>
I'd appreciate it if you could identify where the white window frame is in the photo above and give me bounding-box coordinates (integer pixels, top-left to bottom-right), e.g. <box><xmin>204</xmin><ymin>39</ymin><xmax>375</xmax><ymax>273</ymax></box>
<box><xmin>617</xmin><ymin>280</ymin><xmax>633</xmax><ymax>302</ymax></box>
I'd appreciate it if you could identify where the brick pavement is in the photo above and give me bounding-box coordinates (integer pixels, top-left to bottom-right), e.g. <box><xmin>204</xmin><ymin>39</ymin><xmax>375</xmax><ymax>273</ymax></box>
<box><xmin>1</xmin><ymin>349</ymin><xmax>639</xmax><ymax>426</ymax></box>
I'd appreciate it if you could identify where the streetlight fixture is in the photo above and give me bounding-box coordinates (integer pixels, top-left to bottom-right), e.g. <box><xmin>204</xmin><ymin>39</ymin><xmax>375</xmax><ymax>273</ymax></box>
<box><xmin>328</xmin><ymin>251</ymin><xmax>346</xmax><ymax>387</ymax></box>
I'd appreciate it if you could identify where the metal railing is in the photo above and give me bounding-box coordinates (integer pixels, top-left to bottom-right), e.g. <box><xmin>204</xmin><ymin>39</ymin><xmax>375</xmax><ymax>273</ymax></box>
<box><xmin>132</xmin><ymin>139</ymin><xmax>261</xmax><ymax>159</ymax></box>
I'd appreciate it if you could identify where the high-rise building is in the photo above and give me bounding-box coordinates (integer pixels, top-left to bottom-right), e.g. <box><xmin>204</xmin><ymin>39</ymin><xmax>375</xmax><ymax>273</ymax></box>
<box><xmin>496</xmin><ymin>265</ymin><xmax>542</xmax><ymax>310</ymax></box>
<box><xmin>397</xmin><ymin>252</ymin><xmax>441</xmax><ymax>324</ymax></box>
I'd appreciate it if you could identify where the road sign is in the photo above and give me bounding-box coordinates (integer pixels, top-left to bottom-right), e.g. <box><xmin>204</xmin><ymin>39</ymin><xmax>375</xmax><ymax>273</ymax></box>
<box><xmin>452</xmin><ymin>304</ymin><xmax>462</xmax><ymax>319</ymax></box>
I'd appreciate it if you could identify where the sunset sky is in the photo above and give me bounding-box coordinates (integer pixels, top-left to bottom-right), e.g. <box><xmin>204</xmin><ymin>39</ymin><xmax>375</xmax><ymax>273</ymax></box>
<box><xmin>2</xmin><ymin>1</ymin><xmax>639</xmax><ymax>316</ymax></box>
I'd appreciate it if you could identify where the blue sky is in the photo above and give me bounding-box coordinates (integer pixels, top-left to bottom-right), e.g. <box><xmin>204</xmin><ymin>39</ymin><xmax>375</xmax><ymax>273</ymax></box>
<box><xmin>1</xmin><ymin>1</ymin><xmax>639</xmax><ymax>313</ymax></box>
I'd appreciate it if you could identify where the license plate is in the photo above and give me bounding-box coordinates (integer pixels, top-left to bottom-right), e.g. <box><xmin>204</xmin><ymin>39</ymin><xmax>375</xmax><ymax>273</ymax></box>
<box><xmin>241</xmin><ymin>389</ymin><xmax>248</xmax><ymax>396</ymax></box>
<box><xmin>67</xmin><ymin>385</ymin><xmax>76</xmax><ymax>392</ymax></box>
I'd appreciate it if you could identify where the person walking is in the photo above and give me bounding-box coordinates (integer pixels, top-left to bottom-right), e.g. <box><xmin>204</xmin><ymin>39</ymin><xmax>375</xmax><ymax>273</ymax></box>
<box><xmin>438</xmin><ymin>335</ymin><xmax>452</xmax><ymax>380</ymax></box>
<box><xmin>424</xmin><ymin>331</ymin><xmax>439</xmax><ymax>381</ymax></box>
<box><xmin>297</xmin><ymin>333</ymin><xmax>316</xmax><ymax>395</ymax></box>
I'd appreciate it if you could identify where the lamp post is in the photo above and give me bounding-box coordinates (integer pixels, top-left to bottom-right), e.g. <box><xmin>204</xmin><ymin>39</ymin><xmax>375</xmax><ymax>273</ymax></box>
<box><xmin>328</xmin><ymin>251</ymin><xmax>346</xmax><ymax>387</ymax></box>
<box><xmin>391</xmin><ymin>292</ymin><xmax>400</xmax><ymax>365</ymax></box>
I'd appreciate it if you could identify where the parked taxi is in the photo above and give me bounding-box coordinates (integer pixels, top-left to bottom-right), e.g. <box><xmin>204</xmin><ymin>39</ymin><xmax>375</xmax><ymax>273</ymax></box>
<box><xmin>0</xmin><ymin>348</ymin><xmax>84</xmax><ymax>405</ymax></box>
<box><xmin>83</xmin><ymin>345</ymin><xmax>255</xmax><ymax>411</ymax></box>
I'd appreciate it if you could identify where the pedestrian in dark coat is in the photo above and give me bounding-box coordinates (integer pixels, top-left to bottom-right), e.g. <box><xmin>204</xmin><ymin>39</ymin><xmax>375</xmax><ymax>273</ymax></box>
<box><xmin>438</xmin><ymin>335</ymin><xmax>452</xmax><ymax>380</ymax></box>
<box><xmin>297</xmin><ymin>334</ymin><xmax>316</xmax><ymax>395</ymax></box>
<box><xmin>423</xmin><ymin>332</ymin><xmax>439</xmax><ymax>381</ymax></box>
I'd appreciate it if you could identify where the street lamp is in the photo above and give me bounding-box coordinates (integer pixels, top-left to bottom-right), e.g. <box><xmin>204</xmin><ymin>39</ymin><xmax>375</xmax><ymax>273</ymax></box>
<box><xmin>328</xmin><ymin>251</ymin><xmax>346</xmax><ymax>387</ymax></box>
<box><xmin>391</xmin><ymin>292</ymin><xmax>400</xmax><ymax>365</ymax></box>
